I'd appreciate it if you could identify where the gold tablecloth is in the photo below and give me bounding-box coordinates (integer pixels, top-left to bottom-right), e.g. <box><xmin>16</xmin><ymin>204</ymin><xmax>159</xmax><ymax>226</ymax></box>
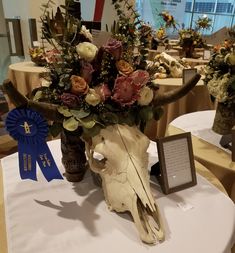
<box><xmin>8</xmin><ymin>61</ymin><xmax>47</xmax><ymax>96</ymax></box>
<box><xmin>167</xmin><ymin>125</ymin><xmax>235</xmax><ymax>202</ymax></box>
<box><xmin>144</xmin><ymin>78</ymin><xmax>213</xmax><ymax>139</ymax></box>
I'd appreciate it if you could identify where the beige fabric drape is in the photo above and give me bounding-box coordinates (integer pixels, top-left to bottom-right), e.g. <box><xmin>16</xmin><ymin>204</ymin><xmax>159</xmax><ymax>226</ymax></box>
<box><xmin>8</xmin><ymin>61</ymin><xmax>47</xmax><ymax>96</ymax></box>
<box><xmin>145</xmin><ymin>78</ymin><xmax>214</xmax><ymax>139</ymax></box>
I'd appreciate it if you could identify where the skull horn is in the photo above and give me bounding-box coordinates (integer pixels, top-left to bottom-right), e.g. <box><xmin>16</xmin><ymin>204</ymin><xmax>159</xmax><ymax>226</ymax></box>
<box><xmin>3</xmin><ymin>79</ymin><xmax>63</xmax><ymax>122</ymax></box>
<box><xmin>3</xmin><ymin>73</ymin><xmax>201</xmax><ymax>119</ymax></box>
<box><xmin>153</xmin><ymin>73</ymin><xmax>201</xmax><ymax>106</ymax></box>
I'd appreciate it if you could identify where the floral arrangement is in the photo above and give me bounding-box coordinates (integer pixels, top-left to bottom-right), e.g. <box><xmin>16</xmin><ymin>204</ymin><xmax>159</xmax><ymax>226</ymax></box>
<box><xmin>178</xmin><ymin>15</ymin><xmax>208</xmax><ymax>58</ymax></box>
<box><xmin>156</xmin><ymin>27</ymin><xmax>166</xmax><ymax>40</ymax></box>
<box><xmin>29</xmin><ymin>47</ymin><xmax>61</xmax><ymax>66</ymax></box>
<box><xmin>34</xmin><ymin>0</ymin><xmax>162</xmax><ymax>138</ymax></box>
<box><xmin>204</xmin><ymin>40</ymin><xmax>235</xmax><ymax>104</ymax></box>
<box><xmin>195</xmin><ymin>16</ymin><xmax>212</xmax><ymax>30</ymax></box>
<box><xmin>178</xmin><ymin>28</ymin><xmax>205</xmax><ymax>49</ymax></box>
<box><xmin>29</xmin><ymin>47</ymin><xmax>47</xmax><ymax>66</ymax></box>
<box><xmin>159</xmin><ymin>11</ymin><xmax>177</xmax><ymax>29</ymax></box>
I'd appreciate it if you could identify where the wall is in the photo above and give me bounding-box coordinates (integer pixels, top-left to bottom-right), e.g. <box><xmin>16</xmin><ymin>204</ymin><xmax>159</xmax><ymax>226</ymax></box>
<box><xmin>2</xmin><ymin>0</ymin><xmax>135</xmax><ymax>57</ymax></box>
<box><xmin>2</xmin><ymin>0</ymin><xmax>30</xmax><ymax>58</ymax></box>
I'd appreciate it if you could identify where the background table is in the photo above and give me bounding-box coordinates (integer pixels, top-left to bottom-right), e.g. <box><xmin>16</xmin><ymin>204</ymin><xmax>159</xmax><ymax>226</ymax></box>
<box><xmin>144</xmin><ymin>77</ymin><xmax>213</xmax><ymax>139</ymax></box>
<box><xmin>0</xmin><ymin>139</ymin><xmax>234</xmax><ymax>253</ymax></box>
<box><xmin>167</xmin><ymin>110</ymin><xmax>235</xmax><ymax>202</ymax></box>
<box><xmin>8</xmin><ymin>61</ymin><xmax>47</xmax><ymax>96</ymax></box>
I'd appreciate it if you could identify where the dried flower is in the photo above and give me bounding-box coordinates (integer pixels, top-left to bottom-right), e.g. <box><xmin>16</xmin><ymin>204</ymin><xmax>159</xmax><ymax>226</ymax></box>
<box><xmin>70</xmin><ymin>75</ymin><xmax>89</xmax><ymax>95</ymax></box>
<box><xmin>81</xmin><ymin>62</ymin><xmax>94</xmax><ymax>84</ymax></box>
<box><xmin>80</xmin><ymin>25</ymin><xmax>93</xmax><ymax>42</ymax></box>
<box><xmin>94</xmin><ymin>83</ymin><xmax>111</xmax><ymax>101</ymax></box>
<box><xmin>138</xmin><ymin>86</ymin><xmax>154</xmax><ymax>106</ymax></box>
<box><xmin>76</xmin><ymin>42</ymin><xmax>98</xmax><ymax>62</ymax></box>
<box><xmin>61</xmin><ymin>93</ymin><xmax>80</xmax><ymax>108</ymax></box>
<box><xmin>85</xmin><ymin>89</ymin><xmax>101</xmax><ymax>106</ymax></box>
<box><xmin>112</xmin><ymin>76</ymin><xmax>141</xmax><ymax>106</ymax></box>
<box><xmin>103</xmin><ymin>38</ymin><xmax>123</xmax><ymax>60</ymax></box>
<box><xmin>116</xmin><ymin>60</ymin><xmax>134</xmax><ymax>75</ymax></box>
<box><xmin>129</xmin><ymin>70</ymin><xmax>150</xmax><ymax>86</ymax></box>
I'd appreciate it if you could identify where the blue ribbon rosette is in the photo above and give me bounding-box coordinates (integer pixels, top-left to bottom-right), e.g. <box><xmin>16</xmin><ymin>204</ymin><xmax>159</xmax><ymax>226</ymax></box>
<box><xmin>6</xmin><ymin>108</ymin><xmax>63</xmax><ymax>181</ymax></box>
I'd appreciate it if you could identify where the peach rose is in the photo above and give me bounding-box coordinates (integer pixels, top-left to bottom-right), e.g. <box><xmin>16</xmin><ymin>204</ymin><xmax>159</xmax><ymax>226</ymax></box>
<box><xmin>70</xmin><ymin>75</ymin><xmax>89</xmax><ymax>95</ymax></box>
<box><xmin>116</xmin><ymin>60</ymin><xmax>133</xmax><ymax>75</ymax></box>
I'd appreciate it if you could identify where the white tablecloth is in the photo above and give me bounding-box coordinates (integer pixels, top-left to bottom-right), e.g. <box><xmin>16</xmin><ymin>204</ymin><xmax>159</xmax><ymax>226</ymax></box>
<box><xmin>170</xmin><ymin>110</ymin><xmax>229</xmax><ymax>153</ymax></box>
<box><xmin>1</xmin><ymin>140</ymin><xmax>235</xmax><ymax>253</ymax></box>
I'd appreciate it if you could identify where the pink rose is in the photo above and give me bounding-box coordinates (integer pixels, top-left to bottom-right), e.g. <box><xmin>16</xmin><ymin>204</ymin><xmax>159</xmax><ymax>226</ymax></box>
<box><xmin>81</xmin><ymin>62</ymin><xmax>94</xmax><ymax>84</ymax></box>
<box><xmin>129</xmin><ymin>70</ymin><xmax>150</xmax><ymax>86</ymax></box>
<box><xmin>103</xmin><ymin>38</ymin><xmax>123</xmax><ymax>60</ymax></box>
<box><xmin>112</xmin><ymin>76</ymin><xmax>141</xmax><ymax>106</ymax></box>
<box><xmin>94</xmin><ymin>83</ymin><xmax>111</xmax><ymax>101</ymax></box>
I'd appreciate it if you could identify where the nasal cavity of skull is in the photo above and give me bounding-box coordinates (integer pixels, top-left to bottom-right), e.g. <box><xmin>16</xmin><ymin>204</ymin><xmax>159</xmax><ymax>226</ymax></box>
<box><xmin>92</xmin><ymin>152</ymin><xmax>106</xmax><ymax>164</ymax></box>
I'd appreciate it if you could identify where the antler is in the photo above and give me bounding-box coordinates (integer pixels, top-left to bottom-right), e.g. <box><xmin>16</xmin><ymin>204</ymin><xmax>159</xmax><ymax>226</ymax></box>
<box><xmin>153</xmin><ymin>73</ymin><xmax>201</xmax><ymax>106</ymax></box>
<box><xmin>3</xmin><ymin>79</ymin><xmax>63</xmax><ymax>122</ymax></box>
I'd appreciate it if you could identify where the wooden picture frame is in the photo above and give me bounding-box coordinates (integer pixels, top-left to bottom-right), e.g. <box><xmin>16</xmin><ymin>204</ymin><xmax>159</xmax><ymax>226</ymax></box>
<box><xmin>203</xmin><ymin>49</ymin><xmax>211</xmax><ymax>60</ymax></box>
<box><xmin>156</xmin><ymin>132</ymin><xmax>197</xmax><ymax>194</ymax></box>
<box><xmin>182</xmin><ymin>68</ymin><xmax>197</xmax><ymax>85</ymax></box>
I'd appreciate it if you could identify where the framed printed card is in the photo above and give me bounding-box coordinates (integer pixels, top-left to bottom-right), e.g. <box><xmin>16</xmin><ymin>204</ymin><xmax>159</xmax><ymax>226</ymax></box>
<box><xmin>203</xmin><ymin>49</ymin><xmax>211</xmax><ymax>60</ymax></box>
<box><xmin>182</xmin><ymin>68</ymin><xmax>197</xmax><ymax>85</ymax></box>
<box><xmin>156</xmin><ymin>132</ymin><xmax>197</xmax><ymax>194</ymax></box>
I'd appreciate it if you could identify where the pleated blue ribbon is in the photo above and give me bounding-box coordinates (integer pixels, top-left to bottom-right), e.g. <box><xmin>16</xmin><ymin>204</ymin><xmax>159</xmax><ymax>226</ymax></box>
<box><xmin>5</xmin><ymin>108</ymin><xmax>63</xmax><ymax>181</ymax></box>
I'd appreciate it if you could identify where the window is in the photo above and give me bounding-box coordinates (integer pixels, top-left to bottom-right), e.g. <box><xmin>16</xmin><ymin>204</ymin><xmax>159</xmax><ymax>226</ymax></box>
<box><xmin>136</xmin><ymin>0</ymin><xmax>235</xmax><ymax>34</ymax></box>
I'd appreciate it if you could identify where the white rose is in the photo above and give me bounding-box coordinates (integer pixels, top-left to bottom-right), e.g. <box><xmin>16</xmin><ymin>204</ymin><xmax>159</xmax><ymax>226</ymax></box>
<box><xmin>80</xmin><ymin>25</ymin><xmax>93</xmax><ymax>42</ymax></box>
<box><xmin>40</xmin><ymin>78</ymin><xmax>51</xmax><ymax>87</ymax></box>
<box><xmin>85</xmin><ymin>89</ymin><xmax>101</xmax><ymax>106</ymax></box>
<box><xmin>76</xmin><ymin>42</ymin><xmax>98</xmax><ymax>62</ymax></box>
<box><xmin>207</xmin><ymin>73</ymin><xmax>230</xmax><ymax>103</ymax></box>
<box><xmin>138</xmin><ymin>86</ymin><xmax>154</xmax><ymax>106</ymax></box>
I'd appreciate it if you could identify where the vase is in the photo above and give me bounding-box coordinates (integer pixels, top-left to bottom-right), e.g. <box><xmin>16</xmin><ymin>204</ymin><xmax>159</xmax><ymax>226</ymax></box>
<box><xmin>181</xmin><ymin>39</ymin><xmax>195</xmax><ymax>58</ymax></box>
<box><xmin>61</xmin><ymin>129</ymin><xmax>87</xmax><ymax>182</ymax></box>
<box><xmin>212</xmin><ymin>102</ymin><xmax>235</xmax><ymax>135</ymax></box>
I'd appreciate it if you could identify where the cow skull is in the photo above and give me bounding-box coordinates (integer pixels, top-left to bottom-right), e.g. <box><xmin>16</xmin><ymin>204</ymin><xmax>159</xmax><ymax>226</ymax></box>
<box><xmin>85</xmin><ymin>124</ymin><xmax>164</xmax><ymax>244</ymax></box>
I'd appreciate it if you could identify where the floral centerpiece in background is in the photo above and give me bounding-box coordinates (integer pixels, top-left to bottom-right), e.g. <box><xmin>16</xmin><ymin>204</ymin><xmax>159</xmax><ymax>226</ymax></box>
<box><xmin>178</xmin><ymin>15</ymin><xmax>212</xmax><ymax>58</ymax></box>
<box><xmin>178</xmin><ymin>28</ymin><xmax>205</xmax><ymax>57</ymax></box>
<box><xmin>153</xmin><ymin>11</ymin><xmax>178</xmax><ymax>49</ymax></box>
<box><xmin>29</xmin><ymin>47</ymin><xmax>47</xmax><ymax>66</ymax></box>
<box><xmin>159</xmin><ymin>11</ymin><xmax>177</xmax><ymax>30</ymax></box>
<box><xmin>204</xmin><ymin>39</ymin><xmax>235</xmax><ymax>134</ymax></box>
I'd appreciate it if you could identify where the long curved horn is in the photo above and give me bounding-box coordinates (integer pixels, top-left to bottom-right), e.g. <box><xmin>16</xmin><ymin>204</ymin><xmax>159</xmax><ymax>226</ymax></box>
<box><xmin>3</xmin><ymin>80</ymin><xmax>63</xmax><ymax>122</ymax></box>
<box><xmin>4</xmin><ymin>73</ymin><xmax>201</xmax><ymax>121</ymax></box>
<box><xmin>153</xmin><ymin>73</ymin><xmax>201</xmax><ymax>106</ymax></box>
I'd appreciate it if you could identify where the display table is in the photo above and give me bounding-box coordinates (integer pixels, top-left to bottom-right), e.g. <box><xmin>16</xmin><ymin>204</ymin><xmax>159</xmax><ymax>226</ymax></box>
<box><xmin>183</xmin><ymin>58</ymin><xmax>209</xmax><ymax>68</ymax></box>
<box><xmin>8</xmin><ymin>61</ymin><xmax>47</xmax><ymax>96</ymax></box>
<box><xmin>1</xmin><ymin>139</ymin><xmax>235</xmax><ymax>253</ymax></box>
<box><xmin>144</xmin><ymin>77</ymin><xmax>213</xmax><ymax>139</ymax></box>
<box><xmin>167</xmin><ymin>110</ymin><xmax>235</xmax><ymax>201</ymax></box>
